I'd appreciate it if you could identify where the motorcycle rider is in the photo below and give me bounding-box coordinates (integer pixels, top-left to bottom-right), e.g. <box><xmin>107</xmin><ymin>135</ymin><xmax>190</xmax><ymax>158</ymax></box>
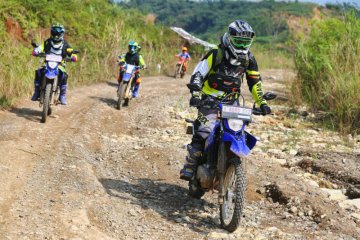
<box><xmin>180</xmin><ymin>20</ymin><xmax>272</xmax><ymax>181</ymax></box>
<box><xmin>31</xmin><ymin>23</ymin><xmax>77</xmax><ymax>105</ymax></box>
<box><xmin>117</xmin><ymin>41</ymin><xmax>146</xmax><ymax>98</ymax></box>
<box><xmin>175</xmin><ymin>47</ymin><xmax>191</xmax><ymax>73</ymax></box>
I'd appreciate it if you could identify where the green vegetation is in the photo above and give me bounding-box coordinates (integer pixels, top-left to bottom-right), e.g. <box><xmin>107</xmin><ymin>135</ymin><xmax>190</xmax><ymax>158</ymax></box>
<box><xmin>119</xmin><ymin>0</ymin><xmax>317</xmax><ymax>44</ymax></box>
<box><xmin>293</xmin><ymin>12</ymin><xmax>360</xmax><ymax>134</ymax></box>
<box><xmin>0</xmin><ymin>0</ymin><xmax>183</xmax><ymax>107</ymax></box>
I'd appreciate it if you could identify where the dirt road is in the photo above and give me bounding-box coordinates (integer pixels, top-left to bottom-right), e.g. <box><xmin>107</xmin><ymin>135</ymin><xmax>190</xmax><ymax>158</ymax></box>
<box><xmin>0</xmin><ymin>71</ymin><xmax>360</xmax><ymax>239</ymax></box>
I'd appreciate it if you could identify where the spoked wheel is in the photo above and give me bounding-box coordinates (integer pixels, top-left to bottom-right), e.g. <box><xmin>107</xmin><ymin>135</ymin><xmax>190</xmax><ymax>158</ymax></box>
<box><xmin>220</xmin><ymin>157</ymin><xmax>246</xmax><ymax>232</ymax></box>
<box><xmin>174</xmin><ymin>65</ymin><xmax>180</xmax><ymax>79</ymax></box>
<box><xmin>41</xmin><ymin>83</ymin><xmax>52</xmax><ymax>123</ymax></box>
<box><xmin>117</xmin><ymin>81</ymin><xmax>128</xmax><ymax>110</ymax></box>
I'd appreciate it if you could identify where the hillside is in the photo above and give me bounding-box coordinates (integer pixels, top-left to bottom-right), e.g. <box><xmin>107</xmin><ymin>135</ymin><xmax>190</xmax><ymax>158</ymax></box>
<box><xmin>0</xmin><ymin>0</ymin><xmax>183</xmax><ymax>107</ymax></box>
<box><xmin>118</xmin><ymin>0</ymin><xmax>320</xmax><ymax>44</ymax></box>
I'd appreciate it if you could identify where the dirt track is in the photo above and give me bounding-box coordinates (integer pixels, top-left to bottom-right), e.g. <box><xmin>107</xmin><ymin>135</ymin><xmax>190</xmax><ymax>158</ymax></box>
<box><xmin>1</xmin><ymin>71</ymin><xmax>360</xmax><ymax>239</ymax></box>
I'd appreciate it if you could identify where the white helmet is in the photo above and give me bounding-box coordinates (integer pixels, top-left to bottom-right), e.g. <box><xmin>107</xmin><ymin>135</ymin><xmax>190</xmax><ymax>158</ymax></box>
<box><xmin>222</xmin><ymin>20</ymin><xmax>255</xmax><ymax>56</ymax></box>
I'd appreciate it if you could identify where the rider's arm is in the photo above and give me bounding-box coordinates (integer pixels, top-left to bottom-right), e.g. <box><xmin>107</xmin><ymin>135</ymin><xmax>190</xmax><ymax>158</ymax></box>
<box><xmin>139</xmin><ymin>55</ymin><xmax>146</xmax><ymax>69</ymax></box>
<box><xmin>192</xmin><ymin>49</ymin><xmax>216</xmax><ymax>78</ymax></box>
<box><xmin>32</xmin><ymin>42</ymin><xmax>45</xmax><ymax>56</ymax></box>
<box><xmin>64</xmin><ymin>41</ymin><xmax>77</xmax><ymax>62</ymax></box>
<box><xmin>188</xmin><ymin>49</ymin><xmax>216</xmax><ymax>93</ymax></box>
<box><xmin>117</xmin><ymin>54</ymin><xmax>126</xmax><ymax>65</ymax></box>
<box><xmin>246</xmin><ymin>51</ymin><xmax>267</xmax><ymax>107</ymax></box>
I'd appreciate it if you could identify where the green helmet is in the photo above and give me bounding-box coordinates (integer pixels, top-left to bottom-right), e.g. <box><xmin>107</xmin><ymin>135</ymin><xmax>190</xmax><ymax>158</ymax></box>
<box><xmin>128</xmin><ymin>41</ymin><xmax>139</xmax><ymax>54</ymax></box>
<box><xmin>51</xmin><ymin>23</ymin><xmax>65</xmax><ymax>43</ymax></box>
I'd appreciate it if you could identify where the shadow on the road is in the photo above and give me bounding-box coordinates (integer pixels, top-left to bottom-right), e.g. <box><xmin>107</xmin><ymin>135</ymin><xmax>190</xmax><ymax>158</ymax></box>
<box><xmin>106</xmin><ymin>81</ymin><xmax>118</xmax><ymax>88</ymax></box>
<box><xmin>99</xmin><ymin>178</ymin><xmax>218</xmax><ymax>234</ymax></box>
<box><xmin>90</xmin><ymin>96</ymin><xmax>117</xmax><ymax>108</ymax></box>
<box><xmin>10</xmin><ymin>107</ymin><xmax>41</xmax><ymax>122</ymax></box>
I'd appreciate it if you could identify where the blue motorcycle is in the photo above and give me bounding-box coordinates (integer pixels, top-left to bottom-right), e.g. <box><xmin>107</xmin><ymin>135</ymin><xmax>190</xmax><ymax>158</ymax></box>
<box><xmin>186</xmin><ymin>91</ymin><xmax>276</xmax><ymax>232</ymax></box>
<box><xmin>31</xmin><ymin>41</ymin><xmax>79</xmax><ymax>123</ymax></box>
<box><xmin>117</xmin><ymin>64</ymin><xmax>139</xmax><ymax>110</ymax></box>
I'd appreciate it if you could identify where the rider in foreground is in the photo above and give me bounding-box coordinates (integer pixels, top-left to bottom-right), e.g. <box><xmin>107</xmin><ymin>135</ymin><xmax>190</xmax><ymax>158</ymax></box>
<box><xmin>31</xmin><ymin>23</ymin><xmax>77</xmax><ymax>105</ymax></box>
<box><xmin>180</xmin><ymin>20</ymin><xmax>271</xmax><ymax>181</ymax></box>
<box><xmin>176</xmin><ymin>47</ymin><xmax>191</xmax><ymax>74</ymax></box>
<box><xmin>117</xmin><ymin>41</ymin><xmax>146</xmax><ymax>98</ymax></box>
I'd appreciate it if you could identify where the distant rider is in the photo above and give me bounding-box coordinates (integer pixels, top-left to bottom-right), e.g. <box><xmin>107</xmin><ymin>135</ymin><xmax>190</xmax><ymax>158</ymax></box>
<box><xmin>117</xmin><ymin>41</ymin><xmax>146</xmax><ymax>98</ymax></box>
<box><xmin>180</xmin><ymin>20</ymin><xmax>272</xmax><ymax>181</ymax></box>
<box><xmin>175</xmin><ymin>47</ymin><xmax>191</xmax><ymax>73</ymax></box>
<box><xmin>31</xmin><ymin>23</ymin><xmax>77</xmax><ymax>105</ymax></box>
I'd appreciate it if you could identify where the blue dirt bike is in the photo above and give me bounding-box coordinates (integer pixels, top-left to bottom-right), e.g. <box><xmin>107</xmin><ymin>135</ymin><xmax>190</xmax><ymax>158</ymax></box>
<box><xmin>117</xmin><ymin>64</ymin><xmax>139</xmax><ymax>110</ymax></box>
<box><xmin>31</xmin><ymin>41</ymin><xmax>79</xmax><ymax>123</ymax></box>
<box><xmin>185</xmin><ymin>91</ymin><xmax>276</xmax><ymax>232</ymax></box>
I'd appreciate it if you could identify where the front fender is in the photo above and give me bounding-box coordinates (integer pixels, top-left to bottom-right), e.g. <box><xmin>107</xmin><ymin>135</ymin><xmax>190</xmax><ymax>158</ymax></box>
<box><xmin>222</xmin><ymin>131</ymin><xmax>257</xmax><ymax>157</ymax></box>
<box><xmin>45</xmin><ymin>68</ymin><xmax>59</xmax><ymax>79</ymax></box>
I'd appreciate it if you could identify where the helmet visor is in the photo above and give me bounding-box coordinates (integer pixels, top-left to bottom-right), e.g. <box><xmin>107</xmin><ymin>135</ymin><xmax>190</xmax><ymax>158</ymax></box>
<box><xmin>230</xmin><ymin>36</ymin><xmax>253</xmax><ymax>49</ymax></box>
<box><xmin>51</xmin><ymin>28</ymin><xmax>64</xmax><ymax>40</ymax></box>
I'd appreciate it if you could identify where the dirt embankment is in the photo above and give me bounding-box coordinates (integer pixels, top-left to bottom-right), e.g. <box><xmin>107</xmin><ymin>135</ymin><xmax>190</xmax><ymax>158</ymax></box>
<box><xmin>0</xmin><ymin>70</ymin><xmax>359</xmax><ymax>239</ymax></box>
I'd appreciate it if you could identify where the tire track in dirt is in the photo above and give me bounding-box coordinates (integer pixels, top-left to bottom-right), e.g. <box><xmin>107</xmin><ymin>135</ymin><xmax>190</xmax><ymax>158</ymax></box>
<box><xmin>0</xmin><ymin>71</ymin><xmax>359</xmax><ymax>239</ymax></box>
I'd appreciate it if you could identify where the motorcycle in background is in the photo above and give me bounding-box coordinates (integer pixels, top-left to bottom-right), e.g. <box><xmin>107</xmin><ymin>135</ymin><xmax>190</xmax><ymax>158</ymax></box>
<box><xmin>174</xmin><ymin>57</ymin><xmax>187</xmax><ymax>79</ymax></box>
<box><xmin>117</xmin><ymin>64</ymin><xmax>139</xmax><ymax>110</ymax></box>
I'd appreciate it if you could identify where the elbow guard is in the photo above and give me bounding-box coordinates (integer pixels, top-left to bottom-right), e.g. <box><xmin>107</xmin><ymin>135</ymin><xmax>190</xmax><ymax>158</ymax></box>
<box><xmin>187</xmin><ymin>72</ymin><xmax>203</xmax><ymax>92</ymax></box>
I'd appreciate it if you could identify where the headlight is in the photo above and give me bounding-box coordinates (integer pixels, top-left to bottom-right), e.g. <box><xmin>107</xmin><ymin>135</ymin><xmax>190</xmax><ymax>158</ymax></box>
<box><xmin>228</xmin><ymin>119</ymin><xmax>244</xmax><ymax>132</ymax></box>
<box><xmin>48</xmin><ymin>62</ymin><xmax>58</xmax><ymax>69</ymax></box>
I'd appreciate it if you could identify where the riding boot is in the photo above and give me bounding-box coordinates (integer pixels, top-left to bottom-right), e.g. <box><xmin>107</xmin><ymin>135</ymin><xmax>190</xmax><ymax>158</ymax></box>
<box><xmin>180</xmin><ymin>144</ymin><xmax>202</xmax><ymax>181</ymax></box>
<box><xmin>133</xmin><ymin>84</ymin><xmax>140</xmax><ymax>98</ymax></box>
<box><xmin>31</xmin><ymin>80</ymin><xmax>41</xmax><ymax>101</ymax></box>
<box><xmin>59</xmin><ymin>84</ymin><xmax>67</xmax><ymax>105</ymax></box>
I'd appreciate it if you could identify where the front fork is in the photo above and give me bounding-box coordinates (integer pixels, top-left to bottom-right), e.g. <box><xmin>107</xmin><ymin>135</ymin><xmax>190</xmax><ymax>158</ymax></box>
<box><xmin>217</xmin><ymin>124</ymin><xmax>226</xmax><ymax>205</ymax></box>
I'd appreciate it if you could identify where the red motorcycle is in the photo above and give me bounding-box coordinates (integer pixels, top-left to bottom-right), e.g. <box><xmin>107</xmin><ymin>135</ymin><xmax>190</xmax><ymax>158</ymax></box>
<box><xmin>174</xmin><ymin>56</ymin><xmax>187</xmax><ymax>79</ymax></box>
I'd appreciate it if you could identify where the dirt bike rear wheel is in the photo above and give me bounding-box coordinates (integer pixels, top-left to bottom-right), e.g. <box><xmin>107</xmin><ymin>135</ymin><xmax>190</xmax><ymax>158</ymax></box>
<box><xmin>117</xmin><ymin>81</ymin><xmax>128</xmax><ymax>110</ymax></box>
<box><xmin>220</xmin><ymin>157</ymin><xmax>246</xmax><ymax>232</ymax></box>
<box><xmin>41</xmin><ymin>83</ymin><xmax>52</xmax><ymax>123</ymax></box>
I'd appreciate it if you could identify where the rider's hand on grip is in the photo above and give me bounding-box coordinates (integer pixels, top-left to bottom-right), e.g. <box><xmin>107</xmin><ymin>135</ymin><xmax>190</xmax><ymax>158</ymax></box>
<box><xmin>260</xmin><ymin>103</ymin><xmax>271</xmax><ymax>115</ymax></box>
<box><xmin>71</xmin><ymin>54</ymin><xmax>78</xmax><ymax>62</ymax></box>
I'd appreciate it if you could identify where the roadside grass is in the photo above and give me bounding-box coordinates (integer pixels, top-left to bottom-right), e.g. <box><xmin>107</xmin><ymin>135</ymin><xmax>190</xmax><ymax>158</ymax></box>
<box><xmin>292</xmin><ymin>12</ymin><xmax>360</xmax><ymax>134</ymax></box>
<box><xmin>0</xmin><ymin>0</ymin><xmax>184</xmax><ymax>108</ymax></box>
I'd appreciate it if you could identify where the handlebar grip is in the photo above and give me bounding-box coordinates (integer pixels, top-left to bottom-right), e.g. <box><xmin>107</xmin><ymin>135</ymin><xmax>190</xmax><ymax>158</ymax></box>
<box><xmin>72</xmin><ymin>50</ymin><xmax>80</xmax><ymax>54</ymax></box>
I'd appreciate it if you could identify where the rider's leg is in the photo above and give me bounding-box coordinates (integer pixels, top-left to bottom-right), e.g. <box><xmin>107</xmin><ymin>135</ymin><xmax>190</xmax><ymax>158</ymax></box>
<box><xmin>133</xmin><ymin>73</ymin><xmax>141</xmax><ymax>98</ymax></box>
<box><xmin>31</xmin><ymin>68</ymin><xmax>43</xmax><ymax>101</ymax></box>
<box><xmin>59</xmin><ymin>70</ymin><xmax>68</xmax><ymax>105</ymax></box>
<box><xmin>180</xmin><ymin>105</ymin><xmax>218</xmax><ymax>181</ymax></box>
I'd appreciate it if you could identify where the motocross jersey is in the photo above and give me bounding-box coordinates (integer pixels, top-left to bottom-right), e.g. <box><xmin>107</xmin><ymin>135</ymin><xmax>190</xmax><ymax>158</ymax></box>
<box><xmin>177</xmin><ymin>52</ymin><xmax>191</xmax><ymax>61</ymax></box>
<box><xmin>118</xmin><ymin>52</ymin><xmax>146</xmax><ymax>68</ymax></box>
<box><xmin>33</xmin><ymin>38</ymin><xmax>77</xmax><ymax>72</ymax></box>
<box><xmin>192</xmin><ymin>45</ymin><xmax>266</xmax><ymax>106</ymax></box>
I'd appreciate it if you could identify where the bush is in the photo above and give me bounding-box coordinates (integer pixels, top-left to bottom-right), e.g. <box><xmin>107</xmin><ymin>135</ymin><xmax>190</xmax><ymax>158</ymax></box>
<box><xmin>0</xmin><ymin>0</ymin><xmax>184</xmax><ymax>107</ymax></box>
<box><xmin>293</xmin><ymin>12</ymin><xmax>360</xmax><ymax>134</ymax></box>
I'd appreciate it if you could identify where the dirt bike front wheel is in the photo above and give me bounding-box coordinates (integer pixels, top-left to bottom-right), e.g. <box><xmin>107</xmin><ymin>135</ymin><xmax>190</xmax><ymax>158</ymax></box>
<box><xmin>117</xmin><ymin>81</ymin><xmax>128</xmax><ymax>110</ymax></box>
<box><xmin>174</xmin><ymin>65</ymin><xmax>180</xmax><ymax>79</ymax></box>
<box><xmin>220</xmin><ymin>157</ymin><xmax>246</xmax><ymax>232</ymax></box>
<box><xmin>41</xmin><ymin>83</ymin><xmax>52</xmax><ymax>123</ymax></box>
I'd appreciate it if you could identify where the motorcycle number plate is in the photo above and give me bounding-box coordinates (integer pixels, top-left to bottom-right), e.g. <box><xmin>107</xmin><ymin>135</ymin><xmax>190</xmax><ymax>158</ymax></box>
<box><xmin>126</xmin><ymin>64</ymin><xmax>136</xmax><ymax>74</ymax></box>
<box><xmin>222</xmin><ymin>105</ymin><xmax>252</xmax><ymax>121</ymax></box>
<box><xmin>46</xmin><ymin>54</ymin><xmax>62</xmax><ymax>62</ymax></box>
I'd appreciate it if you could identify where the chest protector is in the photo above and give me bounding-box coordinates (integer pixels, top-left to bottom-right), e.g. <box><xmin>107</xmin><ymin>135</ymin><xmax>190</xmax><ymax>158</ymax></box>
<box><xmin>44</xmin><ymin>40</ymin><xmax>68</xmax><ymax>58</ymax></box>
<box><xmin>207</xmin><ymin>48</ymin><xmax>249</xmax><ymax>93</ymax></box>
<box><xmin>125</xmin><ymin>53</ymin><xmax>140</xmax><ymax>66</ymax></box>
